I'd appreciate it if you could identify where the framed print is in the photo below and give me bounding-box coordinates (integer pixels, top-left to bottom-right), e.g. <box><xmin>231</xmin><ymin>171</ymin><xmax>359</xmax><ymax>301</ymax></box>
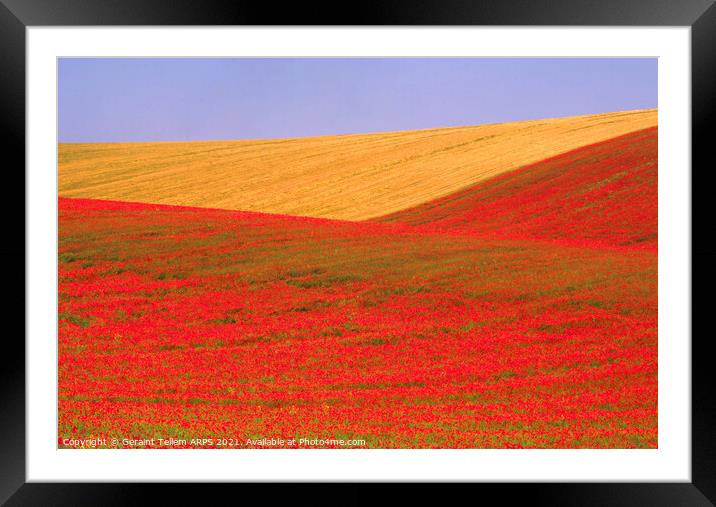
<box><xmin>3</xmin><ymin>0</ymin><xmax>715</xmax><ymax>504</ymax></box>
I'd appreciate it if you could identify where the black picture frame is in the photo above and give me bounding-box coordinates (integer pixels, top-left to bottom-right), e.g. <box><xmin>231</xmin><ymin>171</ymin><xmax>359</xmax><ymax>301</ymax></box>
<box><xmin>2</xmin><ymin>0</ymin><xmax>714</xmax><ymax>504</ymax></box>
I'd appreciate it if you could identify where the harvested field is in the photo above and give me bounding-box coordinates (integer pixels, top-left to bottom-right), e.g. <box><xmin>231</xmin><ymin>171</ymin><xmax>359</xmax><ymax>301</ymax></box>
<box><xmin>59</xmin><ymin>109</ymin><xmax>656</xmax><ymax>220</ymax></box>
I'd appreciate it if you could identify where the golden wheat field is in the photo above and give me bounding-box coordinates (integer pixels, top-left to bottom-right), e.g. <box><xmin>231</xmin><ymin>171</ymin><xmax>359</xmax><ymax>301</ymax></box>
<box><xmin>58</xmin><ymin>108</ymin><xmax>657</xmax><ymax>220</ymax></box>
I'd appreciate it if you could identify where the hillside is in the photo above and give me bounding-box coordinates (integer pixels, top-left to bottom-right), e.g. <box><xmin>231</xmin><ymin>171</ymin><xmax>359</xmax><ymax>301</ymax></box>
<box><xmin>58</xmin><ymin>196</ymin><xmax>657</xmax><ymax>447</ymax></box>
<box><xmin>58</xmin><ymin>109</ymin><xmax>657</xmax><ymax>221</ymax></box>
<box><xmin>378</xmin><ymin>127</ymin><xmax>657</xmax><ymax>249</ymax></box>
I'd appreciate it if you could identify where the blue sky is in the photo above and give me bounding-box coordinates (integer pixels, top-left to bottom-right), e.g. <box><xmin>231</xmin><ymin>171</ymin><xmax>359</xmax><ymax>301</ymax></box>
<box><xmin>58</xmin><ymin>58</ymin><xmax>657</xmax><ymax>143</ymax></box>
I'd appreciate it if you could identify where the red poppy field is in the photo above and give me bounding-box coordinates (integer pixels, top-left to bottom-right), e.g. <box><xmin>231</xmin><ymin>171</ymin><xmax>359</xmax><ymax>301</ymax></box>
<box><xmin>58</xmin><ymin>128</ymin><xmax>657</xmax><ymax>448</ymax></box>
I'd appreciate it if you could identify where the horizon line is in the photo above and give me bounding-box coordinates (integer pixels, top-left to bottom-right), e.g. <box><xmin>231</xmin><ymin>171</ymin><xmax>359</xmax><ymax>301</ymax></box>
<box><xmin>57</xmin><ymin>107</ymin><xmax>658</xmax><ymax>146</ymax></box>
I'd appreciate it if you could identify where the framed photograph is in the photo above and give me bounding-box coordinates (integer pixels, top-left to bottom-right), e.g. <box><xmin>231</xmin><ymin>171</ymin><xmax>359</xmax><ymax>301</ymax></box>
<box><xmin>3</xmin><ymin>0</ymin><xmax>715</xmax><ymax>504</ymax></box>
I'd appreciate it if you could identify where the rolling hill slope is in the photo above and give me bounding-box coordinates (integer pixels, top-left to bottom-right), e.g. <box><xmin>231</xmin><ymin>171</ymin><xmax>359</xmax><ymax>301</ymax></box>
<box><xmin>58</xmin><ymin>196</ymin><xmax>657</xmax><ymax>447</ymax></box>
<box><xmin>58</xmin><ymin>109</ymin><xmax>657</xmax><ymax>221</ymax></box>
<box><xmin>378</xmin><ymin>127</ymin><xmax>657</xmax><ymax>249</ymax></box>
